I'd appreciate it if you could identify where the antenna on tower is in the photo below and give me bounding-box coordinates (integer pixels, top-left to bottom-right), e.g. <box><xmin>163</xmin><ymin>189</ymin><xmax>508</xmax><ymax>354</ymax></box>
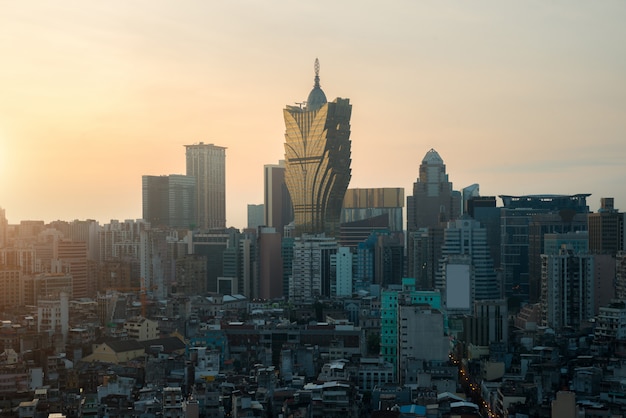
<box><xmin>313</xmin><ymin>58</ymin><xmax>321</xmax><ymax>88</ymax></box>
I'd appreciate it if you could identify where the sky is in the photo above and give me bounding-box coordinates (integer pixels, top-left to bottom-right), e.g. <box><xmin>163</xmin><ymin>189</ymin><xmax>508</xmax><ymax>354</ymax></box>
<box><xmin>1</xmin><ymin>1</ymin><xmax>625</xmax><ymax>228</ymax></box>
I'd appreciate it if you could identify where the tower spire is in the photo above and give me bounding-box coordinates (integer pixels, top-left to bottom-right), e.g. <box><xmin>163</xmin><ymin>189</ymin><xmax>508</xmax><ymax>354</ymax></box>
<box><xmin>314</xmin><ymin>58</ymin><xmax>320</xmax><ymax>88</ymax></box>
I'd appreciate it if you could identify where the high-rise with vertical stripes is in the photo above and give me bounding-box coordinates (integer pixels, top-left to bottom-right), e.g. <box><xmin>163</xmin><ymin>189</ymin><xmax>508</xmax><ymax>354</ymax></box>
<box><xmin>185</xmin><ymin>142</ymin><xmax>226</xmax><ymax>230</ymax></box>
<box><xmin>283</xmin><ymin>59</ymin><xmax>352</xmax><ymax>236</ymax></box>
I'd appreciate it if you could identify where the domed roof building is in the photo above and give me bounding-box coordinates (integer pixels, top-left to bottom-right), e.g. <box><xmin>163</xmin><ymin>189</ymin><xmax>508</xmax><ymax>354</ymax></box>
<box><xmin>283</xmin><ymin>59</ymin><xmax>352</xmax><ymax>236</ymax></box>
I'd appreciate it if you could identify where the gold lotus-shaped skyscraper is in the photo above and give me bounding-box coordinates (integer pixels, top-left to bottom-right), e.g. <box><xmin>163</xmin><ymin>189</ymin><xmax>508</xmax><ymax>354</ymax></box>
<box><xmin>283</xmin><ymin>59</ymin><xmax>352</xmax><ymax>236</ymax></box>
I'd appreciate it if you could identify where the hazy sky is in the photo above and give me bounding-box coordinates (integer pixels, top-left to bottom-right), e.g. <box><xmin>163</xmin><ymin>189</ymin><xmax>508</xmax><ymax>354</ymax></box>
<box><xmin>1</xmin><ymin>1</ymin><xmax>625</xmax><ymax>227</ymax></box>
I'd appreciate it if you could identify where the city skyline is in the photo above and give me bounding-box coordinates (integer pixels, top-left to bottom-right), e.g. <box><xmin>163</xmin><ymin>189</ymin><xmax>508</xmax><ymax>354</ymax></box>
<box><xmin>1</xmin><ymin>2</ymin><xmax>625</xmax><ymax>227</ymax></box>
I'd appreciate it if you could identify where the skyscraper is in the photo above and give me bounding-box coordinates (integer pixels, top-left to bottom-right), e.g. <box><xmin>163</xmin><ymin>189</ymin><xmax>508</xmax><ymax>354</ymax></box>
<box><xmin>407</xmin><ymin>149</ymin><xmax>461</xmax><ymax>232</ymax></box>
<box><xmin>436</xmin><ymin>216</ymin><xmax>500</xmax><ymax>312</ymax></box>
<box><xmin>264</xmin><ymin>160</ymin><xmax>293</xmax><ymax>235</ymax></box>
<box><xmin>142</xmin><ymin>174</ymin><xmax>196</xmax><ymax>228</ymax></box>
<box><xmin>185</xmin><ymin>142</ymin><xmax>226</xmax><ymax>230</ymax></box>
<box><xmin>283</xmin><ymin>59</ymin><xmax>352</xmax><ymax>236</ymax></box>
<box><xmin>406</xmin><ymin>149</ymin><xmax>461</xmax><ymax>279</ymax></box>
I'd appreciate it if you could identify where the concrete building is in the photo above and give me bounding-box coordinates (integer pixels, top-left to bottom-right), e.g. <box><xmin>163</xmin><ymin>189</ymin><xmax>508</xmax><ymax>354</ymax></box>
<box><xmin>37</xmin><ymin>292</ymin><xmax>70</xmax><ymax>342</ymax></box>
<box><xmin>380</xmin><ymin>278</ymin><xmax>442</xmax><ymax>381</ymax></box>
<box><xmin>588</xmin><ymin>197</ymin><xmax>624</xmax><ymax>256</ymax></box>
<box><xmin>397</xmin><ymin>304</ymin><xmax>450</xmax><ymax>383</ymax></box>
<box><xmin>123</xmin><ymin>317</ymin><xmax>159</xmax><ymax>341</ymax></box>
<box><xmin>331</xmin><ymin>246</ymin><xmax>352</xmax><ymax>297</ymax></box>
<box><xmin>283</xmin><ymin>59</ymin><xmax>352</xmax><ymax>236</ymax></box>
<box><xmin>436</xmin><ymin>216</ymin><xmax>500</xmax><ymax>312</ymax></box>
<box><xmin>185</xmin><ymin>142</ymin><xmax>226</xmax><ymax>230</ymax></box>
<box><xmin>288</xmin><ymin>235</ymin><xmax>337</xmax><ymax>301</ymax></box>
<box><xmin>541</xmin><ymin>246</ymin><xmax>595</xmax><ymax>331</ymax></box>
<box><xmin>595</xmin><ymin>301</ymin><xmax>626</xmax><ymax>342</ymax></box>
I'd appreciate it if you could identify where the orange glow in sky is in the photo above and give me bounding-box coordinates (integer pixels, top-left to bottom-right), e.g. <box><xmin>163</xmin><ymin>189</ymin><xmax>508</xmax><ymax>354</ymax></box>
<box><xmin>1</xmin><ymin>1</ymin><xmax>625</xmax><ymax>227</ymax></box>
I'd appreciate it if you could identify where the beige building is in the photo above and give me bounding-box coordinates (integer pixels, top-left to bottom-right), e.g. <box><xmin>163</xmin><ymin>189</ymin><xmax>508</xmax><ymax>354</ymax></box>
<box><xmin>124</xmin><ymin>316</ymin><xmax>159</xmax><ymax>341</ymax></box>
<box><xmin>83</xmin><ymin>340</ymin><xmax>145</xmax><ymax>364</ymax></box>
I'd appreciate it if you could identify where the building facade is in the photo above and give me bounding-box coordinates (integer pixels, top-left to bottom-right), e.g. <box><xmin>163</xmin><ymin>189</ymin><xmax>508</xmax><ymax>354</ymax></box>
<box><xmin>283</xmin><ymin>59</ymin><xmax>352</xmax><ymax>236</ymax></box>
<box><xmin>436</xmin><ymin>216</ymin><xmax>500</xmax><ymax>312</ymax></box>
<box><xmin>264</xmin><ymin>160</ymin><xmax>293</xmax><ymax>235</ymax></box>
<box><xmin>588</xmin><ymin>197</ymin><xmax>624</xmax><ymax>256</ymax></box>
<box><xmin>288</xmin><ymin>235</ymin><xmax>338</xmax><ymax>301</ymax></box>
<box><xmin>406</xmin><ymin>149</ymin><xmax>461</xmax><ymax>278</ymax></box>
<box><xmin>541</xmin><ymin>246</ymin><xmax>594</xmax><ymax>331</ymax></box>
<box><xmin>185</xmin><ymin>142</ymin><xmax>226</xmax><ymax>230</ymax></box>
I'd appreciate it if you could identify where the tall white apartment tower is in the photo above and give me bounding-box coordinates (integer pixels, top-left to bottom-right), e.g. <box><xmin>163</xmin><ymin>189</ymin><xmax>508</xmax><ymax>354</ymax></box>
<box><xmin>289</xmin><ymin>235</ymin><xmax>338</xmax><ymax>301</ymax></box>
<box><xmin>185</xmin><ymin>142</ymin><xmax>226</xmax><ymax>230</ymax></box>
<box><xmin>437</xmin><ymin>216</ymin><xmax>500</xmax><ymax>312</ymax></box>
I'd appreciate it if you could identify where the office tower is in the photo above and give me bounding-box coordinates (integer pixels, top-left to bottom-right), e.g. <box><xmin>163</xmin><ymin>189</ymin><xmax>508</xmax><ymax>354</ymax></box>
<box><xmin>281</xmin><ymin>236</ymin><xmax>295</xmax><ymax>299</ymax></box>
<box><xmin>465</xmin><ymin>195</ymin><xmax>496</xmax><ymax>219</ymax></box>
<box><xmin>289</xmin><ymin>235</ymin><xmax>338</xmax><ymax>301</ymax></box>
<box><xmin>185</xmin><ymin>142</ymin><xmax>226</xmax><ymax>230</ymax></box>
<box><xmin>436</xmin><ymin>216</ymin><xmax>500</xmax><ymax>312</ymax></box>
<box><xmin>258</xmin><ymin>227</ymin><xmax>283</xmax><ymax>299</ymax></box>
<box><xmin>544</xmin><ymin>232</ymin><xmax>614</xmax><ymax>314</ymax></box>
<box><xmin>339</xmin><ymin>188</ymin><xmax>404</xmax><ymax>248</ymax></box>
<box><xmin>541</xmin><ymin>246</ymin><xmax>595</xmax><ymax>332</ymax></box>
<box><xmin>407</xmin><ymin>149</ymin><xmax>461</xmax><ymax>231</ymax></box>
<box><xmin>500</xmin><ymin>193</ymin><xmax>590</xmax><ymax>303</ymax></box>
<box><xmin>461</xmin><ymin>184</ymin><xmax>480</xmax><ymax>214</ymax></box>
<box><xmin>264</xmin><ymin>160</ymin><xmax>293</xmax><ymax>235</ymax></box>
<box><xmin>463</xmin><ymin>299</ymin><xmax>508</xmax><ymax>346</ymax></box>
<box><xmin>247</xmin><ymin>204</ymin><xmax>264</xmax><ymax>229</ymax></box>
<box><xmin>237</xmin><ymin>229</ymin><xmax>258</xmax><ymax>298</ymax></box>
<box><xmin>588</xmin><ymin>197</ymin><xmax>625</xmax><ymax>256</ymax></box>
<box><xmin>528</xmin><ymin>211</ymin><xmax>588</xmax><ymax>303</ymax></box>
<box><xmin>188</xmin><ymin>228</ymin><xmax>238</xmax><ymax>293</ymax></box>
<box><xmin>142</xmin><ymin>175</ymin><xmax>196</xmax><ymax>229</ymax></box>
<box><xmin>220</xmin><ymin>228</ymin><xmax>257</xmax><ymax>297</ymax></box>
<box><xmin>354</xmin><ymin>240</ymin><xmax>375</xmax><ymax>292</ymax></box>
<box><xmin>466</xmin><ymin>196</ymin><xmax>501</xmax><ymax>269</ymax></box>
<box><xmin>406</xmin><ymin>149</ymin><xmax>461</xmax><ymax>278</ymax></box>
<box><xmin>283</xmin><ymin>59</ymin><xmax>352</xmax><ymax>236</ymax></box>
<box><xmin>409</xmin><ymin>226</ymin><xmax>445</xmax><ymax>291</ymax></box>
<box><xmin>331</xmin><ymin>246</ymin><xmax>353</xmax><ymax>297</ymax></box>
